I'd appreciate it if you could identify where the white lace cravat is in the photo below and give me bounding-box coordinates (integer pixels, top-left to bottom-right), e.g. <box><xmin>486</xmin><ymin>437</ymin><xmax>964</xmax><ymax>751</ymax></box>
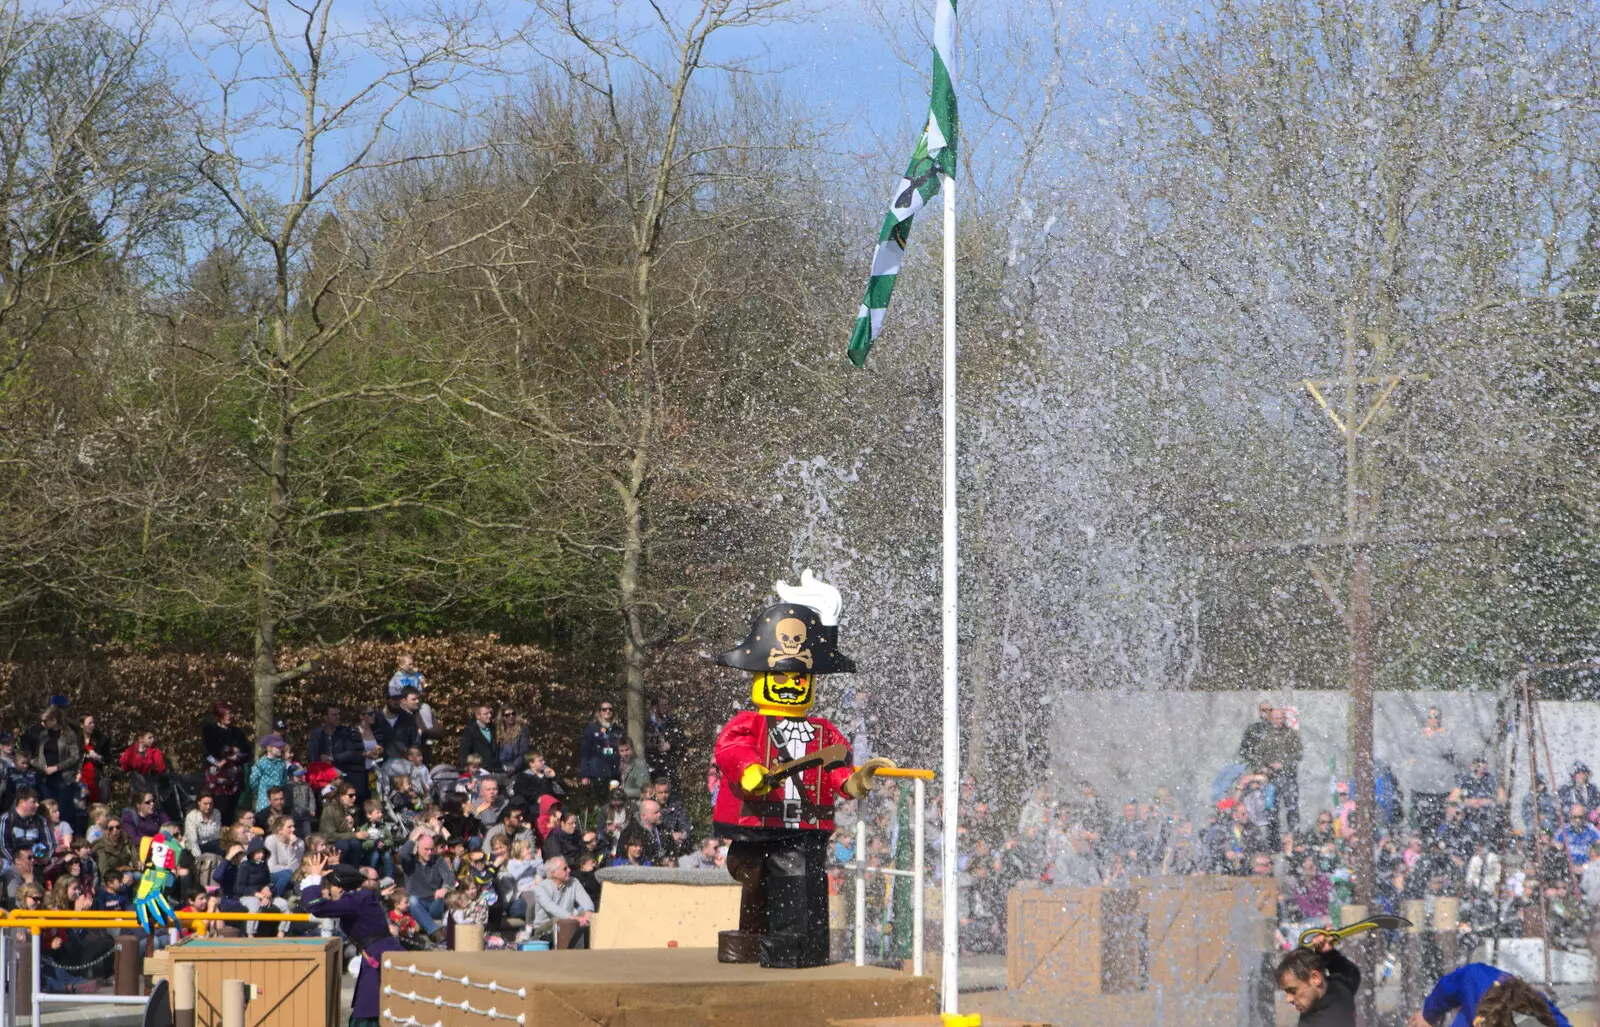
<box><xmin>770</xmin><ymin>718</ymin><xmax>817</xmax><ymax>755</ymax></box>
<box><xmin>769</xmin><ymin>718</ymin><xmax>816</xmax><ymax>818</ymax></box>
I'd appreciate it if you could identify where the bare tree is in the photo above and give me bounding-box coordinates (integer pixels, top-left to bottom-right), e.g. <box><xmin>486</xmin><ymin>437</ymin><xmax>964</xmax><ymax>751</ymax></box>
<box><xmin>436</xmin><ymin>0</ymin><xmax>822</xmax><ymax>748</ymax></box>
<box><xmin>0</xmin><ymin>0</ymin><xmax>202</xmax><ymax>634</ymax></box>
<box><xmin>175</xmin><ymin>0</ymin><xmax>542</xmax><ymax>737</ymax></box>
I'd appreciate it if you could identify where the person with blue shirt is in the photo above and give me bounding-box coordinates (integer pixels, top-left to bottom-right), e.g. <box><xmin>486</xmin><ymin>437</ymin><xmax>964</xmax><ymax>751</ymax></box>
<box><xmin>1409</xmin><ymin>964</ymin><xmax>1571</xmax><ymax>1027</ymax></box>
<box><xmin>1552</xmin><ymin>805</ymin><xmax>1600</xmax><ymax>868</ymax></box>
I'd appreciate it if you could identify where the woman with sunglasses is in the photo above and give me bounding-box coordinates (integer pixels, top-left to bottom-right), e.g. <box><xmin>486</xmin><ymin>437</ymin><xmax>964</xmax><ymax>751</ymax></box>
<box><xmin>495</xmin><ymin>707</ymin><xmax>530</xmax><ymax>775</ymax></box>
<box><xmin>121</xmin><ymin>792</ymin><xmax>164</xmax><ymax>851</ymax></box>
<box><xmin>578</xmin><ymin>702</ymin><xmax>624</xmax><ymax>801</ymax></box>
<box><xmin>92</xmin><ymin>821</ymin><xmax>134</xmax><ymax>880</ymax></box>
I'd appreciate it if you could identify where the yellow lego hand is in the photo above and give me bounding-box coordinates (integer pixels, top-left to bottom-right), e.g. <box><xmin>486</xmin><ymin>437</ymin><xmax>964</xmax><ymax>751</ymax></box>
<box><xmin>842</xmin><ymin>757</ymin><xmax>897</xmax><ymax>799</ymax></box>
<box><xmin>739</xmin><ymin>763</ymin><xmax>774</xmax><ymax>796</ymax></box>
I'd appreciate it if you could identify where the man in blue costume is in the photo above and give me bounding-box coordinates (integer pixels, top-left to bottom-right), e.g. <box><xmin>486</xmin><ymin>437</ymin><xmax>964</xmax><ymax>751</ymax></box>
<box><xmin>1410</xmin><ymin>964</ymin><xmax>1572</xmax><ymax>1027</ymax></box>
<box><xmin>300</xmin><ymin>853</ymin><xmax>404</xmax><ymax>1027</ymax></box>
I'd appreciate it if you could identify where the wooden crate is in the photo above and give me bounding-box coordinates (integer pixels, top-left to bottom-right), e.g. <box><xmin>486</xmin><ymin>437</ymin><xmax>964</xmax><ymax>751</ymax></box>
<box><xmin>1006</xmin><ymin>886</ymin><xmax>1142</xmax><ymax>996</ymax></box>
<box><xmin>1142</xmin><ymin>876</ymin><xmax>1274</xmax><ymax>999</ymax></box>
<box><xmin>170</xmin><ymin>936</ymin><xmax>341</xmax><ymax>1027</ymax></box>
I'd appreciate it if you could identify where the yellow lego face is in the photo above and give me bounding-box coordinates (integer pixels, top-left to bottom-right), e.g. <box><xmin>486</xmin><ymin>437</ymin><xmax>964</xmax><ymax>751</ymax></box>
<box><xmin>751</xmin><ymin>671</ymin><xmax>814</xmax><ymax>715</ymax></box>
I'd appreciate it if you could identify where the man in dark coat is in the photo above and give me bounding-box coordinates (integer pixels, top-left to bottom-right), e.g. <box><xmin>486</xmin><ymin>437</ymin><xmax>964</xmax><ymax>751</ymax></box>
<box><xmin>375</xmin><ymin>688</ymin><xmax>424</xmax><ymax>763</ymax></box>
<box><xmin>308</xmin><ymin>706</ymin><xmax>368</xmax><ymax>802</ymax></box>
<box><xmin>457</xmin><ymin>705</ymin><xmax>498</xmax><ymax>769</ymax></box>
<box><xmin>645</xmin><ymin>695</ymin><xmax>688</xmax><ymax>783</ymax></box>
<box><xmin>1238</xmin><ymin>701</ymin><xmax>1274</xmax><ymax>771</ymax></box>
<box><xmin>1277</xmin><ymin>939</ymin><xmax>1360</xmax><ymax>1027</ymax></box>
<box><xmin>300</xmin><ymin>856</ymin><xmax>403</xmax><ymax>1027</ymax></box>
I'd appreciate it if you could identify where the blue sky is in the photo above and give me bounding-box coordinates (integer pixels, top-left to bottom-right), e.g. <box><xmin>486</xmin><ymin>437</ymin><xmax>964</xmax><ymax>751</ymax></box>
<box><xmin>152</xmin><ymin>0</ymin><xmax>1150</xmax><ymax>268</ymax></box>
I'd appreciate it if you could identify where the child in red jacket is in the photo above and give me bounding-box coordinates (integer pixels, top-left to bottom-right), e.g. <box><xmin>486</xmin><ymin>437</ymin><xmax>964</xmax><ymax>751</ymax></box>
<box><xmin>119</xmin><ymin>733</ymin><xmax>168</xmax><ymax>777</ymax></box>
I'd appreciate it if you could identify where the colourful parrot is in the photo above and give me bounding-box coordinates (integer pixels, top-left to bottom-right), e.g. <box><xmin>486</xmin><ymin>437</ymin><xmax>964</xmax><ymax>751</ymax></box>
<box><xmin>133</xmin><ymin>831</ymin><xmax>180</xmax><ymax>933</ymax></box>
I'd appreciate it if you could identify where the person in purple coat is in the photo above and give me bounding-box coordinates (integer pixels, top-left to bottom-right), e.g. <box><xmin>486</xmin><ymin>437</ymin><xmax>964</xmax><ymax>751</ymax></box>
<box><xmin>299</xmin><ymin>854</ymin><xmax>403</xmax><ymax>1027</ymax></box>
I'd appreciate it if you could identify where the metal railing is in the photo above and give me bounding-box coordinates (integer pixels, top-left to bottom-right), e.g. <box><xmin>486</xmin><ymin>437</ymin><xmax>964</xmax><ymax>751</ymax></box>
<box><xmin>846</xmin><ymin>766</ymin><xmax>935</xmax><ymax>976</ymax></box>
<box><xmin>0</xmin><ymin>909</ymin><xmax>313</xmax><ymax>1027</ymax></box>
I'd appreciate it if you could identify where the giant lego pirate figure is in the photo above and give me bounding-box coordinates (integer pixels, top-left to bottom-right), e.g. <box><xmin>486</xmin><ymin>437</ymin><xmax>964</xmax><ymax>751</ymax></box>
<box><xmin>712</xmin><ymin>570</ymin><xmax>895</xmax><ymax>968</ymax></box>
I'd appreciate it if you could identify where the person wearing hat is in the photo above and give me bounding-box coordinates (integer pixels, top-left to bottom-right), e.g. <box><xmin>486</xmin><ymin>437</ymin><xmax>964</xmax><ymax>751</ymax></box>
<box><xmin>710</xmin><ymin>570</ymin><xmax>896</xmax><ymax>969</ymax></box>
<box><xmin>248</xmin><ymin>735</ymin><xmax>290</xmax><ymax>813</ymax></box>
<box><xmin>1558</xmin><ymin>761</ymin><xmax>1600</xmax><ymax>814</ymax></box>
<box><xmin>301</xmin><ymin>853</ymin><xmax>403</xmax><ymax>1027</ymax></box>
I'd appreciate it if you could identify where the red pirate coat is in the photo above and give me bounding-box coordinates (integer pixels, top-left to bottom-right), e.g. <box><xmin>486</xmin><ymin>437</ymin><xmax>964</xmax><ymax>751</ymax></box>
<box><xmin>712</xmin><ymin>711</ymin><xmax>854</xmax><ymax>835</ymax></box>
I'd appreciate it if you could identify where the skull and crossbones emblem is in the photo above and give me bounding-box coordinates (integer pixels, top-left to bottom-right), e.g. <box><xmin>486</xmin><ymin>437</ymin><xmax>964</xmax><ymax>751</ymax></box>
<box><xmin>768</xmin><ymin>616</ymin><xmax>813</xmax><ymax>669</ymax></box>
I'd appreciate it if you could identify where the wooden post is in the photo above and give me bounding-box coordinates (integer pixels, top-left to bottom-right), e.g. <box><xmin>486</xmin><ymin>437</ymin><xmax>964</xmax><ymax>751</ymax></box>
<box><xmin>10</xmin><ymin>931</ymin><xmax>32</xmax><ymax>1021</ymax></box>
<box><xmin>114</xmin><ymin>935</ymin><xmax>142</xmax><ymax>996</ymax></box>
<box><xmin>221</xmin><ymin>978</ymin><xmax>249</xmax><ymax>1027</ymax></box>
<box><xmin>1401</xmin><ymin>900</ymin><xmax>1426</xmax><ymax>1013</ymax></box>
<box><xmin>173</xmin><ymin>960</ymin><xmax>196</xmax><ymax>1027</ymax></box>
<box><xmin>1432</xmin><ymin>898</ymin><xmax>1460</xmax><ymax>971</ymax></box>
<box><xmin>454</xmin><ymin>922</ymin><xmax>484</xmax><ymax>953</ymax></box>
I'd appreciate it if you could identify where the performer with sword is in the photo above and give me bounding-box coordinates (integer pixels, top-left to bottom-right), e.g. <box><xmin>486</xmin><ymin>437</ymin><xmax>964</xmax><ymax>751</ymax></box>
<box><xmin>710</xmin><ymin>570</ymin><xmax>897</xmax><ymax>969</ymax></box>
<box><xmin>1276</xmin><ymin>915</ymin><xmax>1412</xmax><ymax>1027</ymax></box>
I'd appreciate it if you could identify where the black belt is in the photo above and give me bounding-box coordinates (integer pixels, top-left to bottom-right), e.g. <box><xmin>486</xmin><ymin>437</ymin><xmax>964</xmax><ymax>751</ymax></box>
<box><xmin>740</xmin><ymin>797</ymin><xmax>829</xmax><ymax>824</ymax></box>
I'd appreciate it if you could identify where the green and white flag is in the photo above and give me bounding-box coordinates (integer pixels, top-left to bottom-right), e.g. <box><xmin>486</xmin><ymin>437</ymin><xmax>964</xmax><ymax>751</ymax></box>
<box><xmin>846</xmin><ymin>0</ymin><xmax>958</xmax><ymax>368</ymax></box>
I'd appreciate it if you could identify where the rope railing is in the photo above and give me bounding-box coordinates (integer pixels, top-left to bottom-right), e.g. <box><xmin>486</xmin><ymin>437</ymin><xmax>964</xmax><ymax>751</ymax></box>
<box><xmin>382</xmin><ymin>960</ymin><xmax>530</xmax><ymax>997</ymax></box>
<box><xmin>381</xmin><ymin>988</ymin><xmax>527</xmax><ymax>1023</ymax></box>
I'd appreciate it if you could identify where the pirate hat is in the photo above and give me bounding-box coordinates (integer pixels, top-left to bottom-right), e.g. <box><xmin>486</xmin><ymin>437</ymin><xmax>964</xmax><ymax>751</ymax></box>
<box><xmin>714</xmin><ymin>602</ymin><xmax>856</xmax><ymax>675</ymax></box>
<box><xmin>326</xmin><ymin>864</ymin><xmax>366</xmax><ymax>891</ymax></box>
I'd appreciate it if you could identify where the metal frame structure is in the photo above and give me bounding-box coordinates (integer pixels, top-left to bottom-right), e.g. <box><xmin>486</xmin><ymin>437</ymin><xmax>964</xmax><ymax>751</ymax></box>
<box><xmin>846</xmin><ymin>767</ymin><xmax>934</xmax><ymax>977</ymax></box>
<box><xmin>0</xmin><ymin>910</ymin><xmax>311</xmax><ymax>1027</ymax></box>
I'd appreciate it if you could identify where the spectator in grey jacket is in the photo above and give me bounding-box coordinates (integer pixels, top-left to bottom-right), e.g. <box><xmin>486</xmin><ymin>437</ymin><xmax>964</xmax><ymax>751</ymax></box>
<box><xmin>528</xmin><ymin>856</ymin><xmax>593</xmax><ymax>947</ymax></box>
<box><xmin>1403</xmin><ymin>707</ymin><xmax>1456</xmax><ymax>836</ymax></box>
<box><xmin>397</xmin><ymin>830</ymin><xmax>456</xmax><ymax>942</ymax></box>
<box><xmin>677</xmin><ymin>837</ymin><xmax>722</xmax><ymax>870</ymax></box>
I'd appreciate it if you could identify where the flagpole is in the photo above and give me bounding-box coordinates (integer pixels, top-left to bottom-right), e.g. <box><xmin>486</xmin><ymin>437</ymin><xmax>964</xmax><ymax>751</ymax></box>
<box><xmin>939</xmin><ymin>167</ymin><xmax>960</xmax><ymax>1013</ymax></box>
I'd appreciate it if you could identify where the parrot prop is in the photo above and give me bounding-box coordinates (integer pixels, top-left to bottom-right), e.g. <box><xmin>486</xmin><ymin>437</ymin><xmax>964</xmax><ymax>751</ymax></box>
<box><xmin>133</xmin><ymin>831</ymin><xmax>180</xmax><ymax>933</ymax></box>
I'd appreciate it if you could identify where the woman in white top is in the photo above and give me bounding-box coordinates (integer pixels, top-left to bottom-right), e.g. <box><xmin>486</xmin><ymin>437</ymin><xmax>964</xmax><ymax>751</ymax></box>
<box><xmin>182</xmin><ymin>791</ymin><xmax>224</xmax><ymax>858</ymax></box>
<box><xmin>262</xmin><ymin>814</ymin><xmax>305</xmax><ymax>897</ymax></box>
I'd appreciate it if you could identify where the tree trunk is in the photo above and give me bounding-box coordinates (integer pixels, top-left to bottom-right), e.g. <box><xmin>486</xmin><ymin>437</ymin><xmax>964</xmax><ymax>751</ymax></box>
<box><xmin>1348</xmin><ymin>547</ymin><xmax>1378</xmax><ymax>1027</ymax></box>
<box><xmin>618</xmin><ymin>458</ymin><xmax>648</xmax><ymax>753</ymax></box>
<box><xmin>618</xmin><ymin>254</ymin><xmax>657</xmax><ymax>755</ymax></box>
<box><xmin>251</xmin><ymin>362</ymin><xmax>293</xmax><ymax>742</ymax></box>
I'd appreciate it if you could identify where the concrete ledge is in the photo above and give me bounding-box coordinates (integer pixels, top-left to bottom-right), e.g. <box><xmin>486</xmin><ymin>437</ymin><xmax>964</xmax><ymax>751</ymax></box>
<box><xmin>596</xmin><ymin>865</ymin><xmax>735</xmax><ymax>886</ymax></box>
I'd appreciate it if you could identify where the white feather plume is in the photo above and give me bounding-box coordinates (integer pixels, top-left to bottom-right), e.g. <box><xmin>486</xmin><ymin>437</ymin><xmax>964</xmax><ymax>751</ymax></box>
<box><xmin>774</xmin><ymin>568</ymin><xmax>842</xmax><ymax>626</ymax></box>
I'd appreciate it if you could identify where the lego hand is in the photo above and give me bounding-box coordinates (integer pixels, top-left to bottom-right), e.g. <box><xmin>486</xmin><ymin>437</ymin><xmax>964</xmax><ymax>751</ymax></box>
<box><xmin>842</xmin><ymin>757</ymin><xmax>896</xmax><ymax>799</ymax></box>
<box><xmin>739</xmin><ymin>764</ymin><xmax>775</xmax><ymax>796</ymax></box>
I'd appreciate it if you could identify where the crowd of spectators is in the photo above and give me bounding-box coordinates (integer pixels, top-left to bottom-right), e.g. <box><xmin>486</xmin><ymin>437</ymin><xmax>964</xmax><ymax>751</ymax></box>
<box><xmin>7</xmin><ymin>676</ymin><xmax>1596</xmax><ymax>990</ymax></box>
<box><xmin>941</xmin><ymin>703</ymin><xmax>1600</xmax><ymax>961</ymax></box>
<box><xmin>0</xmin><ymin>663</ymin><xmax>709</xmax><ymax>992</ymax></box>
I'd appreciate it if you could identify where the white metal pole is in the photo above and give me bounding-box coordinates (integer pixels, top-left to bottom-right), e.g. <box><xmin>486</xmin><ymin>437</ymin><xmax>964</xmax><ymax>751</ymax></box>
<box><xmin>913</xmin><ymin>776</ymin><xmax>926</xmax><ymax>977</ymax></box>
<box><xmin>29</xmin><ymin>932</ymin><xmax>39</xmax><ymax>1027</ymax></box>
<box><xmin>854</xmin><ymin>817</ymin><xmax>867</xmax><ymax>967</ymax></box>
<box><xmin>938</xmin><ymin>169</ymin><xmax>960</xmax><ymax>1014</ymax></box>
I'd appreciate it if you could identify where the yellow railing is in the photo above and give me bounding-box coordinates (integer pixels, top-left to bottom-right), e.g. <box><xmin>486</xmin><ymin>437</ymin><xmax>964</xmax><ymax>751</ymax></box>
<box><xmin>870</xmin><ymin>766</ymin><xmax>937</xmax><ymax>780</ymax></box>
<box><xmin>0</xmin><ymin>910</ymin><xmax>312</xmax><ymax>932</ymax></box>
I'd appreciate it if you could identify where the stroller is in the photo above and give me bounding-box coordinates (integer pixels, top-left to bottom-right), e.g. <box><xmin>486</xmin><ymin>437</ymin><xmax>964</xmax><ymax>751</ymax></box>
<box><xmin>375</xmin><ymin>758</ymin><xmax>424</xmax><ymax>834</ymax></box>
<box><xmin>156</xmin><ymin>770</ymin><xmax>206</xmax><ymax>826</ymax></box>
<box><xmin>428</xmin><ymin>764</ymin><xmax>461</xmax><ymax>807</ymax></box>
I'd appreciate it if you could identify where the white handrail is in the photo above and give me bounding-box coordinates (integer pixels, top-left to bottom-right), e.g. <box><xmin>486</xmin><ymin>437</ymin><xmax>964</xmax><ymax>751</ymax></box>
<box><xmin>851</xmin><ymin>776</ymin><xmax>926</xmax><ymax>975</ymax></box>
